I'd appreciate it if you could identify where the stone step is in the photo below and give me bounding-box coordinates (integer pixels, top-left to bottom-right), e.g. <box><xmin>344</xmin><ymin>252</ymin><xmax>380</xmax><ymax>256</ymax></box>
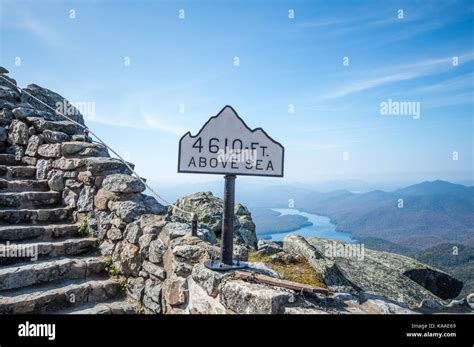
<box><xmin>0</xmin><ymin>179</ymin><xmax>49</xmax><ymax>192</ymax></box>
<box><xmin>0</xmin><ymin>237</ymin><xmax>97</xmax><ymax>264</ymax></box>
<box><xmin>55</xmin><ymin>299</ymin><xmax>137</xmax><ymax>314</ymax></box>
<box><xmin>0</xmin><ymin>154</ymin><xmax>19</xmax><ymax>165</ymax></box>
<box><xmin>0</xmin><ymin>256</ymin><xmax>106</xmax><ymax>291</ymax></box>
<box><xmin>0</xmin><ymin>206</ymin><xmax>73</xmax><ymax>224</ymax></box>
<box><xmin>0</xmin><ymin>191</ymin><xmax>61</xmax><ymax>208</ymax></box>
<box><xmin>0</xmin><ymin>277</ymin><xmax>121</xmax><ymax>314</ymax></box>
<box><xmin>0</xmin><ymin>223</ymin><xmax>78</xmax><ymax>241</ymax></box>
<box><xmin>0</xmin><ymin>165</ymin><xmax>36</xmax><ymax>179</ymax></box>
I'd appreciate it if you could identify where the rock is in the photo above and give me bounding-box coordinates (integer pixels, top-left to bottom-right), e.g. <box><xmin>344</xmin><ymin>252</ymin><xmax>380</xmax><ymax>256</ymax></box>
<box><xmin>99</xmin><ymin>240</ymin><xmax>115</xmax><ymax>256</ymax></box>
<box><xmin>8</xmin><ymin>120</ymin><xmax>28</xmax><ymax>145</ymax></box>
<box><xmin>77</xmin><ymin>186</ymin><xmax>95</xmax><ymax>212</ymax></box>
<box><xmin>191</xmin><ymin>263</ymin><xmax>233</xmax><ymax>297</ymax></box>
<box><xmin>127</xmin><ymin>277</ymin><xmax>145</xmax><ymax>301</ymax></box>
<box><xmin>220</xmin><ymin>280</ymin><xmax>295</xmax><ymax>314</ymax></box>
<box><xmin>247</xmin><ymin>262</ymin><xmax>285</xmax><ymax>279</ymax></box>
<box><xmin>36</xmin><ymin>159</ymin><xmax>52</xmax><ymax>179</ymax></box>
<box><xmin>163</xmin><ymin>277</ymin><xmax>188</xmax><ymax>307</ymax></box>
<box><xmin>0</xmin><ymin>127</ymin><xmax>6</xmax><ymax>142</ymax></box>
<box><xmin>359</xmin><ymin>293</ymin><xmax>415</xmax><ymax>314</ymax></box>
<box><xmin>139</xmin><ymin>214</ymin><xmax>166</xmax><ymax>234</ymax></box>
<box><xmin>102</xmin><ymin>174</ymin><xmax>145</xmax><ymax>193</ymax></box>
<box><xmin>171</xmin><ymin>192</ymin><xmax>257</xmax><ymax>249</ymax></box>
<box><xmin>124</xmin><ymin>222</ymin><xmax>142</xmax><ymax>244</ymax></box>
<box><xmin>467</xmin><ymin>293</ymin><xmax>474</xmax><ymax>303</ymax></box>
<box><xmin>418</xmin><ymin>298</ymin><xmax>444</xmax><ymax>310</ymax></box>
<box><xmin>143</xmin><ymin>195</ymin><xmax>166</xmax><ymax>214</ymax></box>
<box><xmin>84</xmin><ymin>157</ymin><xmax>132</xmax><ymax>175</ymax></box>
<box><xmin>109</xmin><ymin>200</ymin><xmax>146</xmax><ymax>223</ymax></box>
<box><xmin>172</xmin><ymin>244</ymin><xmax>208</xmax><ymax>263</ymax></box>
<box><xmin>47</xmin><ymin>169</ymin><xmax>64</xmax><ymax>191</ymax></box>
<box><xmin>12</xmin><ymin>106</ymin><xmax>35</xmax><ymax>119</ymax></box>
<box><xmin>21</xmin><ymin>84</ymin><xmax>85</xmax><ymax>124</ymax></box>
<box><xmin>6</xmin><ymin>144</ymin><xmax>24</xmax><ymax>161</ymax></box>
<box><xmin>0</xmin><ymin>108</ymin><xmax>14</xmax><ymax>126</ymax></box>
<box><xmin>148</xmin><ymin>239</ymin><xmax>166</xmax><ymax>264</ymax></box>
<box><xmin>163</xmin><ymin>222</ymin><xmax>217</xmax><ymax>244</ymax></box>
<box><xmin>143</xmin><ymin>279</ymin><xmax>163</xmax><ymax>313</ymax></box>
<box><xmin>21</xmin><ymin>156</ymin><xmax>37</xmax><ymax>166</ymax></box>
<box><xmin>27</xmin><ymin>118</ymin><xmax>83</xmax><ymax>135</ymax></box>
<box><xmin>257</xmin><ymin>240</ymin><xmax>283</xmax><ymax>256</ymax></box>
<box><xmin>112</xmin><ymin>241</ymin><xmax>142</xmax><ymax>277</ymax></box>
<box><xmin>284</xmin><ymin>234</ymin><xmax>464</xmax><ymax>307</ymax></box>
<box><xmin>138</xmin><ymin>233</ymin><xmax>157</xmax><ymax>259</ymax></box>
<box><xmin>52</xmin><ymin>157</ymin><xmax>83</xmax><ymax>170</ymax></box>
<box><xmin>93</xmin><ymin>188</ymin><xmax>116</xmax><ymax>210</ymax></box>
<box><xmin>107</xmin><ymin>227</ymin><xmax>122</xmax><ymax>241</ymax></box>
<box><xmin>0</xmin><ymin>66</ymin><xmax>8</xmax><ymax>73</ymax></box>
<box><xmin>187</xmin><ymin>278</ymin><xmax>228</xmax><ymax>314</ymax></box>
<box><xmin>42</xmin><ymin>130</ymin><xmax>69</xmax><ymax>143</ymax></box>
<box><xmin>25</xmin><ymin>135</ymin><xmax>42</xmax><ymax>156</ymax></box>
<box><xmin>142</xmin><ymin>261</ymin><xmax>166</xmax><ymax>280</ymax></box>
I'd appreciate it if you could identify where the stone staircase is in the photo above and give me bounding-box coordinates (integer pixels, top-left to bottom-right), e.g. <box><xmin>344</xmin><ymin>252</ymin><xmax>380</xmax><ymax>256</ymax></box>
<box><xmin>0</xmin><ymin>152</ymin><xmax>135</xmax><ymax>314</ymax></box>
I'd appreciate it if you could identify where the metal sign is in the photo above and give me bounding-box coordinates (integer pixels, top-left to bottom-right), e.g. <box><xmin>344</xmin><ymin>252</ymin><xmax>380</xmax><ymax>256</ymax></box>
<box><xmin>178</xmin><ymin>105</ymin><xmax>284</xmax><ymax>177</ymax></box>
<box><xmin>177</xmin><ymin>106</ymin><xmax>285</xmax><ymax>270</ymax></box>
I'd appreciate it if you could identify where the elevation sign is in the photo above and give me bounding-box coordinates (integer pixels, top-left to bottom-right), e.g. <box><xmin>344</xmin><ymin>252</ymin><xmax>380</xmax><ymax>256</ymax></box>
<box><xmin>178</xmin><ymin>106</ymin><xmax>284</xmax><ymax>177</ymax></box>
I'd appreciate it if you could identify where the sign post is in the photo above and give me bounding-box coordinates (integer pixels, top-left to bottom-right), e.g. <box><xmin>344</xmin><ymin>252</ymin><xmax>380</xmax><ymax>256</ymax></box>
<box><xmin>178</xmin><ymin>105</ymin><xmax>284</xmax><ymax>271</ymax></box>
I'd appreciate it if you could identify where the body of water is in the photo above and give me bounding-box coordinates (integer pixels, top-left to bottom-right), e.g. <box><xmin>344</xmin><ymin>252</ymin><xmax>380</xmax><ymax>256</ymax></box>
<box><xmin>259</xmin><ymin>208</ymin><xmax>356</xmax><ymax>243</ymax></box>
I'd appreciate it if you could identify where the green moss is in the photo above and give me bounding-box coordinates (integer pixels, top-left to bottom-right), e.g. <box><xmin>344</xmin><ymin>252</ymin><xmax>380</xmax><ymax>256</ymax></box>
<box><xmin>248</xmin><ymin>251</ymin><xmax>327</xmax><ymax>288</ymax></box>
<box><xmin>77</xmin><ymin>218</ymin><xmax>89</xmax><ymax>236</ymax></box>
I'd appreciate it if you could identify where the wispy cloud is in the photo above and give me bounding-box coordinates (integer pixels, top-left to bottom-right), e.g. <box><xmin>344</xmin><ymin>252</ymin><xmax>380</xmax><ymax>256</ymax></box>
<box><xmin>320</xmin><ymin>52</ymin><xmax>474</xmax><ymax>100</ymax></box>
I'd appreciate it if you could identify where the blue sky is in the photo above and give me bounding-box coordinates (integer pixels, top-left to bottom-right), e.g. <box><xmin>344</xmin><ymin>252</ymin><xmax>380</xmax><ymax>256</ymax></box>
<box><xmin>1</xmin><ymin>0</ymin><xmax>473</xmax><ymax>187</ymax></box>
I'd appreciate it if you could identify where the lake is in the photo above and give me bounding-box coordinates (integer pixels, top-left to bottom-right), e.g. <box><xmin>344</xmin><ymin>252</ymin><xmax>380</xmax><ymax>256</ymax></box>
<box><xmin>258</xmin><ymin>208</ymin><xmax>356</xmax><ymax>243</ymax></box>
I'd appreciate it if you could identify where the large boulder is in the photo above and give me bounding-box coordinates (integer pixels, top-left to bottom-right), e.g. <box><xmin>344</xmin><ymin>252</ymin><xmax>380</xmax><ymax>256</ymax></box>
<box><xmin>283</xmin><ymin>234</ymin><xmax>464</xmax><ymax>307</ymax></box>
<box><xmin>170</xmin><ymin>192</ymin><xmax>257</xmax><ymax>249</ymax></box>
<box><xmin>20</xmin><ymin>84</ymin><xmax>85</xmax><ymax>125</ymax></box>
<box><xmin>102</xmin><ymin>174</ymin><xmax>145</xmax><ymax>193</ymax></box>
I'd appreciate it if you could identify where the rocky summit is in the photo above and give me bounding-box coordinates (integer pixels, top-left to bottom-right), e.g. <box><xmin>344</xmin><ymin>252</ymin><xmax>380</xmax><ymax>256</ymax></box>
<box><xmin>0</xmin><ymin>68</ymin><xmax>471</xmax><ymax>315</ymax></box>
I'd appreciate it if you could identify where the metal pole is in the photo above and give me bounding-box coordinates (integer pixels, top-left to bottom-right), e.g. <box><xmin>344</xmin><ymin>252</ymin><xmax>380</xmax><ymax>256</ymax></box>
<box><xmin>191</xmin><ymin>213</ymin><xmax>198</xmax><ymax>236</ymax></box>
<box><xmin>220</xmin><ymin>174</ymin><xmax>236</xmax><ymax>265</ymax></box>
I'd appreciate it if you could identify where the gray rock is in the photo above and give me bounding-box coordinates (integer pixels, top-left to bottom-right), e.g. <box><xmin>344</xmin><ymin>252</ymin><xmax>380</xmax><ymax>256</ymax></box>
<box><xmin>37</xmin><ymin>144</ymin><xmax>62</xmax><ymax>158</ymax></box>
<box><xmin>127</xmin><ymin>277</ymin><xmax>145</xmax><ymax>301</ymax></box>
<box><xmin>0</xmin><ymin>127</ymin><xmax>6</xmax><ymax>142</ymax></box>
<box><xmin>257</xmin><ymin>240</ymin><xmax>283</xmax><ymax>256</ymax></box>
<box><xmin>77</xmin><ymin>186</ymin><xmax>95</xmax><ymax>212</ymax></box>
<box><xmin>107</xmin><ymin>227</ymin><xmax>122</xmax><ymax>241</ymax></box>
<box><xmin>102</xmin><ymin>174</ymin><xmax>145</xmax><ymax>193</ymax></box>
<box><xmin>138</xmin><ymin>233</ymin><xmax>157</xmax><ymax>259</ymax></box>
<box><xmin>139</xmin><ymin>214</ymin><xmax>166</xmax><ymax>234</ymax></box>
<box><xmin>220</xmin><ymin>280</ymin><xmax>295</xmax><ymax>314</ymax></box>
<box><xmin>112</xmin><ymin>241</ymin><xmax>142</xmax><ymax>277</ymax></box>
<box><xmin>42</xmin><ymin>130</ymin><xmax>69</xmax><ymax>143</ymax></box>
<box><xmin>163</xmin><ymin>276</ymin><xmax>188</xmax><ymax>307</ymax></box>
<box><xmin>8</xmin><ymin>120</ymin><xmax>28</xmax><ymax>145</ymax></box>
<box><xmin>124</xmin><ymin>222</ymin><xmax>142</xmax><ymax>244</ymax></box>
<box><xmin>148</xmin><ymin>239</ymin><xmax>166</xmax><ymax>264</ymax></box>
<box><xmin>142</xmin><ymin>261</ymin><xmax>166</xmax><ymax>280</ymax></box>
<box><xmin>47</xmin><ymin>170</ymin><xmax>64</xmax><ymax>191</ymax></box>
<box><xmin>143</xmin><ymin>195</ymin><xmax>166</xmax><ymax>214</ymax></box>
<box><xmin>36</xmin><ymin>159</ymin><xmax>52</xmax><ymax>179</ymax></box>
<box><xmin>6</xmin><ymin>144</ymin><xmax>24</xmax><ymax>161</ymax></box>
<box><xmin>25</xmin><ymin>135</ymin><xmax>42</xmax><ymax>156</ymax></box>
<box><xmin>170</xmin><ymin>192</ymin><xmax>257</xmax><ymax>249</ymax></box>
<box><xmin>52</xmin><ymin>157</ymin><xmax>83</xmax><ymax>170</ymax></box>
<box><xmin>0</xmin><ymin>108</ymin><xmax>14</xmax><ymax>126</ymax></box>
<box><xmin>99</xmin><ymin>240</ymin><xmax>115</xmax><ymax>256</ymax></box>
<box><xmin>109</xmin><ymin>200</ymin><xmax>146</xmax><ymax>223</ymax></box>
<box><xmin>418</xmin><ymin>298</ymin><xmax>444</xmax><ymax>310</ymax></box>
<box><xmin>191</xmin><ymin>263</ymin><xmax>233</xmax><ymax>297</ymax></box>
<box><xmin>12</xmin><ymin>106</ymin><xmax>36</xmax><ymax>120</ymax></box>
<box><xmin>21</xmin><ymin>84</ymin><xmax>85</xmax><ymax>125</ymax></box>
<box><xmin>284</xmin><ymin>234</ymin><xmax>463</xmax><ymax>307</ymax></box>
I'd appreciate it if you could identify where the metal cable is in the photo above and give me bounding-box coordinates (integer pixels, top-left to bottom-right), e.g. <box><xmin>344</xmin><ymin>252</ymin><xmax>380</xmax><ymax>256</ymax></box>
<box><xmin>0</xmin><ymin>75</ymin><xmax>195</xmax><ymax>219</ymax></box>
